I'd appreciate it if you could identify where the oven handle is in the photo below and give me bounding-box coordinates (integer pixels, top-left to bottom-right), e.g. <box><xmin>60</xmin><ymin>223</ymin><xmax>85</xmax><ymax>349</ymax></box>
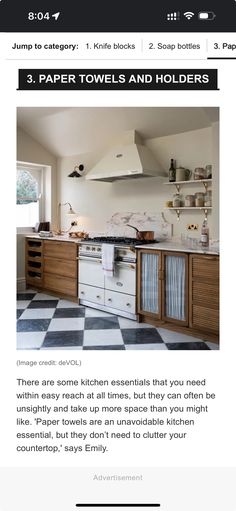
<box><xmin>78</xmin><ymin>256</ymin><xmax>135</xmax><ymax>269</ymax></box>
<box><xmin>116</xmin><ymin>262</ymin><xmax>136</xmax><ymax>269</ymax></box>
<box><xmin>78</xmin><ymin>256</ymin><xmax>102</xmax><ymax>263</ymax></box>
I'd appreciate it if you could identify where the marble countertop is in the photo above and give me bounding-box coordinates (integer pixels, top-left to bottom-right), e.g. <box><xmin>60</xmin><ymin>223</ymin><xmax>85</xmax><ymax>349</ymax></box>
<box><xmin>26</xmin><ymin>234</ymin><xmax>219</xmax><ymax>255</ymax></box>
<box><xmin>26</xmin><ymin>234</ymin><xmax>79</xmax><ymax>243</ymax></box>
<box><xmin>135</xmin><ymin>241</ymin><xmax>219</xmax><ymax>255</ymax></box>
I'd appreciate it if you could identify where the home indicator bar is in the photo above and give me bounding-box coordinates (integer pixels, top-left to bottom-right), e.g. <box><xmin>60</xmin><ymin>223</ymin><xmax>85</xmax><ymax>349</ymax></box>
<box><xmin>75</xmin><ymin>505</ymin><xmax>161</xmax><ymax>508</ymax></box>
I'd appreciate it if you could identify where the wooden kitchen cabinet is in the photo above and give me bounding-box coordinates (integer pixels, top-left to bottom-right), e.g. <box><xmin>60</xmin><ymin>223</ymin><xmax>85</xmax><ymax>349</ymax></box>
<box><xmin>137</xmin><ymin>249</ymin><xmax>219</xmax><ymax>341</ymax></box>
<box><xmin>43</xmin><ymin>240</ymin><xmax>77</xmax><ymax>298</ymax></box>
<box><xmin>189</xmin><ymin>254</ymin><xmax>219</xmax><ymax>334</ymax></box>
<box><xmin>25</xmin><ymin>238</ymin><xmax>78</xmax><ymax>299</ymax></box>
<box><xmin>137</xmin><ymin>250</ymin><xmax>188</xmax><ymax>325</ymax></box>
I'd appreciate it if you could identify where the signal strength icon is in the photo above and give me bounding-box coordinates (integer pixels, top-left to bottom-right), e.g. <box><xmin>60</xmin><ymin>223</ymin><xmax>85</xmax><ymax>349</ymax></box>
<box><xmin>166</xmin><ymin>11</ymin><xmax>180</xmax><ymax>21</ymax></box>
<box><xmin>184</xmin><ymin>11</ymin><xmax>195</xmax><ymax>20</ymax></box>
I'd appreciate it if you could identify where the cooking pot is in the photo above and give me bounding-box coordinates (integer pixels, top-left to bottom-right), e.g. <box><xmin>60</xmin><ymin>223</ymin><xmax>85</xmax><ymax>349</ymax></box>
<box><xmin>127</xmin><ymin>224</ymin><xmax>154</xmax><ymax>241</ymax></box>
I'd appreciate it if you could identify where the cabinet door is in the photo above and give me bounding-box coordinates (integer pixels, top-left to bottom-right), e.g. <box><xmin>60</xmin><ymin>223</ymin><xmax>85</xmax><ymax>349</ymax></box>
<box><xmin>189</xmin><ymin>254</ymin><xmax>219</xmax><ymax>334</ymax></box>
<box><xmin>137</xmin><ymin>250</ymin><xmax>162</xmax><ymax>319</ymax></box>
<box><xmin>162</xmin><ymin>252</ymin><xmax>188</xmax><ymax>325</ymax></box>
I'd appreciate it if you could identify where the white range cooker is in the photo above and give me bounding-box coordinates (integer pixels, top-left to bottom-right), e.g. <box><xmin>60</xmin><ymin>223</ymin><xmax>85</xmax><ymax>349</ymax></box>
<box><xmin>78</xmin><ymin>236</ymin><xmax>153</xmax><ymax>320</ymax></box>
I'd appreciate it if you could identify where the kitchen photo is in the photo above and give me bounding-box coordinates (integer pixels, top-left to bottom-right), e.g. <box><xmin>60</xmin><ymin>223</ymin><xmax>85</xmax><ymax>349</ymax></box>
<box><xmin>16</xmin><ymin>106</ymin><xmax>219</xmax><ymax>350</ymax></box>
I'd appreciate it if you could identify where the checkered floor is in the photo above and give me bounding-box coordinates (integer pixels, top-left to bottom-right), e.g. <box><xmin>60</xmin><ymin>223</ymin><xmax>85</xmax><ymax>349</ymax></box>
<box><xmin>17</xmin><ymin>290</ymin><xmax>218</xmax><ymax>350</ymax></box>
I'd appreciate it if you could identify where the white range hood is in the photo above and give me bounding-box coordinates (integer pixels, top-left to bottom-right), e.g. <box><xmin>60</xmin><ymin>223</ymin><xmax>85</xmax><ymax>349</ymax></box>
<box><xmin>86</xmin><ymin>130</ymin><xmax>165</xmax><ymax>182</ymax></box>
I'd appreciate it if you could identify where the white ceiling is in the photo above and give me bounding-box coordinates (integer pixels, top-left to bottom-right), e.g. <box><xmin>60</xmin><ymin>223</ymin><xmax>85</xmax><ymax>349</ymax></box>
<box><xmin>17</xmin><ymin>107</ymin><xmax>219</xmax><ymax>158</ymax></box>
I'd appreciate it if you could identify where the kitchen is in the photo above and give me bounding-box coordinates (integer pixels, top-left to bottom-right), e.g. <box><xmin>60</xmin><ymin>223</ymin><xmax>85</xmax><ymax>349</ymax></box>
<box><xmin>17</xmin><ymin>107</ymin><xmax>219</xmax><ymax>350</ymax></box>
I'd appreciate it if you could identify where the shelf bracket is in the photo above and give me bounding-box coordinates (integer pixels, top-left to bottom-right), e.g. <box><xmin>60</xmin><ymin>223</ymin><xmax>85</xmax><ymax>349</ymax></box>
<box><xmin>176</xmin><ymin>209</ymin><xmax>180</xmax><ymax>221</ymax></box>
<box><xmin>175</xmin><ymin>183</ymin><xmax>180</xmax><ymax>192</ymax></box>
<box><xmin>204</xmin><ymin>209</ymin><xmax>208</xmax><ymax>221</ymax></box>
<box><xmin>203</xmin><ymin>182</ymin><xmax>208</xmax><ymax>191</ymax></box>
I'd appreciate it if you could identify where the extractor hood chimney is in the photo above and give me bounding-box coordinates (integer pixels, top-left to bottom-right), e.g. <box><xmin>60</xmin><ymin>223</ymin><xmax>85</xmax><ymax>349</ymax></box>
<box><xmin>86</xmin><ymin>130</ymin><xmax>165</xmax><ymax>182</ymax></box>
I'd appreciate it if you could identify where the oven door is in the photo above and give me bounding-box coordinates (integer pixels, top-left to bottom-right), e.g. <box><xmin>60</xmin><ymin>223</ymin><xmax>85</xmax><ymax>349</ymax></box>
<box><xmin>105</xmin><ymin>261</ymin><xmax>136</xmax><ymax>295</ymax></box>
<box><xmin>79</xmin><ymin>256</ymin><xmax>104</xmax><ymax>288</ymax></box>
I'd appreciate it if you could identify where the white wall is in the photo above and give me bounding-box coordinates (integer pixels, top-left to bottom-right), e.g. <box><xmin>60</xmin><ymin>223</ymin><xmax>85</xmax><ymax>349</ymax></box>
<box><xmin>58</xmin><ymin>126</ymin><xmax>219</xmax><ymax>239</ymax></box>
<box><xmin>17</xmin><ymin>128</ymin><xmax>57</xmax><ymax>285</ymax></box>
<box><xmin>17</xmin><ymin>127</ymin><xmax>57</xmax><ymax>224</ymax></box>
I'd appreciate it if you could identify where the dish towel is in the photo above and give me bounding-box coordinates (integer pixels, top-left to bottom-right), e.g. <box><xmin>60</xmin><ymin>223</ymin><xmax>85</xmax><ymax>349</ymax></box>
<box><xmin>102</xmin><ymin>244</ymin><xmax>115</xmax><ymax>277</ymax></box>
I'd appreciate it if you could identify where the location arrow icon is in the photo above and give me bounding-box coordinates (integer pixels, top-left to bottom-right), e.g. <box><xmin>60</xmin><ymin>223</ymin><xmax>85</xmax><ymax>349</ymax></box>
<box><xmin>52</xmin><ymin>12</ymin><xmax>60</xmax><ymax>20</ymax></box>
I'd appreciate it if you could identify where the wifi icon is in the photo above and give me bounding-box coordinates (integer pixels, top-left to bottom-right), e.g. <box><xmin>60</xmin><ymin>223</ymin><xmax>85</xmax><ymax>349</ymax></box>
<box><xmin>184</xmin><ymin>11</ymin><xmax>195</xmax><ymax>19</ymax></box>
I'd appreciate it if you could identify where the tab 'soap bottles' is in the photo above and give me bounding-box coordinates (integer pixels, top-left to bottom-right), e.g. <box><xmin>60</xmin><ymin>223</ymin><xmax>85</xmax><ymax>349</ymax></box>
<box><xmin>169</xmin><ymin>158</ymin><xmax>175</xmax><ymax>182</ymax></box>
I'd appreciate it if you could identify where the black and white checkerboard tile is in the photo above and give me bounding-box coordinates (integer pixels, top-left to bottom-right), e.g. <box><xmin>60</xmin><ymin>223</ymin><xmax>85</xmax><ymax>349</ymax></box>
<box><xmin>17</xmin><ymin>290</ymin><xmax>218</xmax><ymax>350</ymax></box>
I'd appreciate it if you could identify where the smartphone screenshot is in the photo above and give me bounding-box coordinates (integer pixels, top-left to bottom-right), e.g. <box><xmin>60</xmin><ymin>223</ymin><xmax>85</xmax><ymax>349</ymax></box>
<box><xmin>0</xmin><ymin>1</ymin><xmax>235</xmax><ymax>509</ymax></box>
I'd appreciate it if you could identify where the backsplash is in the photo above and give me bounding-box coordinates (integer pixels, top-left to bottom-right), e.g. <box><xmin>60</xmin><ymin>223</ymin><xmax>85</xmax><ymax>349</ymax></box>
<box><xmin>105</xmin><ymin>212</ymin><xmax>173</xmax><ymax>240</ymax></box>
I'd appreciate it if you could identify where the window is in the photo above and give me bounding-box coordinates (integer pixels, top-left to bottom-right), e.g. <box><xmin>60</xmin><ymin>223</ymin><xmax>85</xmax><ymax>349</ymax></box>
<box><xmin>16</xmin><ymin>164</ymin><xmax>44</xmax><ymax>228</ymax></box>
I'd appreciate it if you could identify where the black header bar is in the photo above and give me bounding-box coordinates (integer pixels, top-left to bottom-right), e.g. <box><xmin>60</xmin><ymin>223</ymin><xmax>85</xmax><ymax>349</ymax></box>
<box><xmin>0</xmin><ymin>0</ymin><xmax>236</xmax><ymax>32</ymax></box>
<box><xmin>18</xmin><ymin>69</ymin><xmax>218</xmax><ymax>91</ymax></box>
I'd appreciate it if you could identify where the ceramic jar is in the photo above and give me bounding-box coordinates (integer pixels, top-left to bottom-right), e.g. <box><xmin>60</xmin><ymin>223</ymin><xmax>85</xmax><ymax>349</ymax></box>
<box><xmin>194</xmin><ymin>167</ymin><xmax>206</xmax><ymax>180</ymax></box>
<box><xmin>195</xmin><ymin>192</ymin><xmax>205</xmax><ymax>207</ymax></box>
<box><xmin>173</xmin><ymin>193</ymin><xmax>182</xmax><ymax>207</ymax></box>
<box><xmin>185</xmin><ymin>195</ymin><xmax>195</xmax><ymax>207</ymax></box>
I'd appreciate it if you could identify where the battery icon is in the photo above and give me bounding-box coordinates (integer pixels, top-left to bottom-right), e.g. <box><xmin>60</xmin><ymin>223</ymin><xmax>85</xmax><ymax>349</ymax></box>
<box><xmin>198</xmin><ymin>11</ymin><xmax>216</xmax><ymax>20</ymax></box>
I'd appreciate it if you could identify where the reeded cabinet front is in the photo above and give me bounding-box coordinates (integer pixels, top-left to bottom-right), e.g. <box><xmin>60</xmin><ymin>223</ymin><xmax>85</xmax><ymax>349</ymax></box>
<box><xmin>137</xmin><ymin>250</ymin><xmax>162</xmax><ymax>319</ymax></box>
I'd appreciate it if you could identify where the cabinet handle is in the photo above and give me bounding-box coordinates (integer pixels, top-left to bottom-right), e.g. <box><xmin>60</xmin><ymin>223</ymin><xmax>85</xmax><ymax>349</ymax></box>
<box><xmin>126</xmin><ymin>303</ymin><xmax>131</xmax><ymax>306</ymax></box>
<box><xmin>96</xmin><ymin>295</ymin><xmax>101</xmax><ymax>299</ymax></box>
<box><xmin>81</xmin><ymin>291</ymin><xmax>85</xmax><ymax>295</ymax></box>
<box><xmin>108</xmin><ymin>298</ymin><xmax>112</xmax><ymax>302</ymax></box>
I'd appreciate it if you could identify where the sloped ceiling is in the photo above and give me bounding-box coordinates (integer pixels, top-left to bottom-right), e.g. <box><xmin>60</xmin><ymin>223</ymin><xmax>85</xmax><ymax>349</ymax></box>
<box><xmin>17</xmin><ymin>106</ymin><xmax>219</xmax><ymax>158</ymax></box>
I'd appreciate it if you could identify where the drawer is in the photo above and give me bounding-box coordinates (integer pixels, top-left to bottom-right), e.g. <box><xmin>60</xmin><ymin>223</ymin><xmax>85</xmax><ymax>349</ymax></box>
<box><xmin>79</xmin><ymin>284</ymin><xmax>105</xmax><ymax>305</ymax></box>
<box><xmin>45</xmin><ymin>257</ymin><xmax>77</xmax><ymax>278</ymax></box>
<box><xmin>44</xmin><ymin>240</ymin><xmax>77</xmax><ymax>260</ymax></box>
<box><xmin>191</xmin><ymin>305</ymin><xmax>219</xmax><ymax>333</ymax></box>
<box><xmin>79</xmin><ymin>258</ymin><xmax>104</xmax><ymax>288</ymax></box>
<box><xmin>105</xmin><ymin>263</ymin><xmax>136</xmax><ymax>295</ymax></box>
<box><xmin>191</xmin><ymin>255</ymin><xmax>219</xmax><ymax>281</ymax></box>
<box><xmin>105</xmin><ymin>289</ymin><xmax>136</xmax><ymax>314</ymax></box>
<box><xmin>44</xmin><ymin>273</ymin><xmax>77</xmax><ymax>297</ymax></box>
